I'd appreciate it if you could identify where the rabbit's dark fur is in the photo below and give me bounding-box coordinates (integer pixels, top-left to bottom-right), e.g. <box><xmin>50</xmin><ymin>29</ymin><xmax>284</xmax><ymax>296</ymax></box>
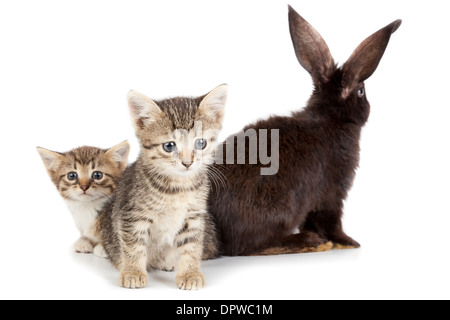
<box><xmin>208</xmin><ymin>6</ymin><xmax>401</xmax><ymax>256</ymax></box>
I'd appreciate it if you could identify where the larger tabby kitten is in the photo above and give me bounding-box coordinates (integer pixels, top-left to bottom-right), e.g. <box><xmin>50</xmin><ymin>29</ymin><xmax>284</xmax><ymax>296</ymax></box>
<box><xmin>100</xmin><ymin>85</ymin><xmax>226</xmax><ymax>290</ymax></box>
<box><xmin>37</xmin><ymin>142</ymin><xmax>130</xmax><ymax>256</ymax></box>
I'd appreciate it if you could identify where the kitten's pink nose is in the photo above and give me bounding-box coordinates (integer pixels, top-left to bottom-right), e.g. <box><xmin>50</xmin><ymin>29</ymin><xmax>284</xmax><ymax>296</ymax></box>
<box><xmin>182</xmin><ymin>162</ymin><xmax>192</xmax><ymax>169</ymax></box>
<box><xmin>80</xmin><ymin>185</ymin><xmax>90</xmax><ymax>191</ymax></box>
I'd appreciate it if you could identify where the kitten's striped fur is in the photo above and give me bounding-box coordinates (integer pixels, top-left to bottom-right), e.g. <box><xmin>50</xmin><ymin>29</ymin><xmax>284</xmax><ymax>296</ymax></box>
<box><xmin>99</xmin><ymin>85</ymin><xmax>227</xmax><ymax>290</ymax></box>
<box><xmin>37</xmin><ymin>142</ymin><xmax>130</xmax><ymax>256</ymax></box>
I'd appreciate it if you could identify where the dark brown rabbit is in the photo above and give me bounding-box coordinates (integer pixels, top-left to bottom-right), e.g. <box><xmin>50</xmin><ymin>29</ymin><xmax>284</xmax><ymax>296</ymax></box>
<box><xmin>208</xmin><ymin>6</ymin><xmax>401</xmax><ymax>256</ymax></box>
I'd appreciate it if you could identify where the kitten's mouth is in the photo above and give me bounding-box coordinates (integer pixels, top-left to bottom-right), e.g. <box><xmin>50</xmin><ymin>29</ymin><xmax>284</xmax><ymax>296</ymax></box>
<box><xmin>178</xmin><ymin>167</ymin><xmax>196</xmax><ymax>176</ymax></box>
<box><xmin>75</xmin><ymin>192</ymin><xmax>103</xmax><ymax>202</ymax></box>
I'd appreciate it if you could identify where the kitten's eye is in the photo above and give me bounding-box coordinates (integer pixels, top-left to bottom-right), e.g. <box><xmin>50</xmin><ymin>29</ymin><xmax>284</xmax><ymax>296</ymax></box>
<box><xmin>357</xmin><ymin>88</ymin><xmax>365</xmax><ymax>98</ymax></box>
<box><xmin>194</xmin><ymin>139</ymin><xmax>207</xmax><ymax>150</ymax></box>
<box><xmin>67</xmin><ymin>172</ymin><xmax>78</xmax><ymax>181</ymax></box>
<box><xmin>163</xmin><ymin>142</ymin><xmax>177</xmax><ymax>153</ymax></box>
<box><xmin>92</xmin><ymin>171</ymin><xmax>103</xmax><ymax>180</ymax></box>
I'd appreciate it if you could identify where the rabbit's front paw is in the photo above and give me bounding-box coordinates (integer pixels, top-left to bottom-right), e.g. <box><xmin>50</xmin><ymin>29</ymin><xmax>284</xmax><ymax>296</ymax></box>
<box><xmin>331</xmin><ymin>235</ymin><xmax>361</xmax><ymax>250</ymax></box>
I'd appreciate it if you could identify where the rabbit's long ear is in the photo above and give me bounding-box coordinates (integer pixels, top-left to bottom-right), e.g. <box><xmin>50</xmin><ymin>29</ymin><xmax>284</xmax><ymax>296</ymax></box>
<box><xmin>342</xmin><ymin>19</ymin><xmax>402</xmax><ymax>96</ymax></box>
<box><xmin>288</xmin><ymin>6</ymin><xmax>335</xmax><ymax>86</ymax></box>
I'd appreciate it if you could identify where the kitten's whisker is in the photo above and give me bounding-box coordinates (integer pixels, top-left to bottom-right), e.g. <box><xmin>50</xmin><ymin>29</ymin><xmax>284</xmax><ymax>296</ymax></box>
<box><xmin>207</xmin><ymin>165</ymin><xmax>229</xmax><ymax>192</ymax></box>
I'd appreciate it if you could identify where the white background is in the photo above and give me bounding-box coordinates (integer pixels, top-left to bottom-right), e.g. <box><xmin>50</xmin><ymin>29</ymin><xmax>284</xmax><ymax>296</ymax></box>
<box><xmin>1</xmin><ymin>0</ymin><xmax>449</xmax><ymax>300</ymax></box>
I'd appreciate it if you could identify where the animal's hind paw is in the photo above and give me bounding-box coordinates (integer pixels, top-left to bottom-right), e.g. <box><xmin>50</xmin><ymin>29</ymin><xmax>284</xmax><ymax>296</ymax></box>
<box><xmin>332</xmin><ymin>243</ymin><xmax>360</xmax><ymax>250</ymax></box>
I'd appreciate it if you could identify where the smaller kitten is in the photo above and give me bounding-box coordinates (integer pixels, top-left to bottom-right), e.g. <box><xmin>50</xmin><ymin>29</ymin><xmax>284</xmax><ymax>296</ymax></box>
<box><xmin>37</xmin><ymin>141</ymin><xmax>130</xmax><ymax>257</ymax></box>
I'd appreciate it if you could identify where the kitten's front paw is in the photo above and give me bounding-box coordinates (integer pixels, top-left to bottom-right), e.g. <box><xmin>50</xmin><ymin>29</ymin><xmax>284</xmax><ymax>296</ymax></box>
<box><xmin>176</xmin><ymin>272</ymin><xmax>205</xmax><ymax>290</ymax></box>
<box><xmin>74</xmin><ymin>238</ymin><xmax>94</xmax><ymax>253</ymax></box>
<box><xmin>119</xmin><ymin>272</ymin><xmax>148</xmax><ymax>289</ymax></box>
<box><xmin>93</xmin><ymin>244</ymin><xmax>108</xmax><ymax>258</ymax></box>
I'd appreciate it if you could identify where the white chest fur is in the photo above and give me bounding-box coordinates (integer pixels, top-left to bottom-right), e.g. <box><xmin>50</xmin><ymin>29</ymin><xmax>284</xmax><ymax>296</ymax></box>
<box><xmin>150</xmin><ymin>200</ymin><xmax>189</xmax><ymax>248</ymax></box>
<box><xmin>65</xmin><ymin>199</ymin><xmax>105</xmax><ymax>238</ymax></box>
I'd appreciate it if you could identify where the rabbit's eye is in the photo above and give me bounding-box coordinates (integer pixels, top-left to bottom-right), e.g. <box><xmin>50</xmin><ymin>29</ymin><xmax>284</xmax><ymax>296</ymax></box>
<box><xmin>357</xmin><ymin>88</ymin><xmax>365</xmax><ymax>97</ymax></box>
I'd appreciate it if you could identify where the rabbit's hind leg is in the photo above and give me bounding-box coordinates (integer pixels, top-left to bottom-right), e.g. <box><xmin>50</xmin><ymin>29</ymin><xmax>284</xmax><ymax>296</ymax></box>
<box><xmin>249</xmin><ymin>231</ymin><xmax>332</xmax><ymax>256</ymax></box>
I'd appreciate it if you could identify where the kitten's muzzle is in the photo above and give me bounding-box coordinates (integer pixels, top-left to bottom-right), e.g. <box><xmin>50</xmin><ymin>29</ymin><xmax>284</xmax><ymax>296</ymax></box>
<box><xmin>182</xmin><ymin>161</ymin><xmax>192</xmax><ymax>169</ymax></box>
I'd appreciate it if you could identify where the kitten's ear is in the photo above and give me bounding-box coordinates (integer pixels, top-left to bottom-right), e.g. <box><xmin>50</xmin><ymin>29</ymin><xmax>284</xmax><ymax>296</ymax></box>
<box><xmin>198</xmin><ymin>84</ymin><xmax>228</xmax><ymax>125</ymax></box>
<box><xmin>105</xmin><ymin>140</ymin><xmax>130</xmax><ymax>171</ymax></box>
<box><xmin>128</xmin><ymin>90</ymin><xmax>163</xmax><ymax>130</ymax></box>
<box><xmin>37</xmin><ymin>147</ymin><xmax>64</xmax><ymax>173</ymax></box>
